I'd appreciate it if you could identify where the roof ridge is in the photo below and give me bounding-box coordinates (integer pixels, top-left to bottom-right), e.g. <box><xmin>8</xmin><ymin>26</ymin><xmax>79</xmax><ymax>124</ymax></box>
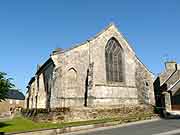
<box><xmin>168</xmin><ymin>79</ymin><xmax>180</xmax><ymax>91</ymax></box>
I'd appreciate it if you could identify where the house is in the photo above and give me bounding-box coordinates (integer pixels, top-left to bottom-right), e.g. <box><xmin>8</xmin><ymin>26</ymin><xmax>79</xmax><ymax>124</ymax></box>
<box><xmin>154</xmin><ymin>61</ymin><xmax>180</xmax><ymax>112</ymax></box>
<box><xmin>0</xmin><ymin>89</ymin><xmax>25</xmax><ymax>116</ymax></box>
<box><xmin>25</xmin><ymin>23</ymin><xmax>155</xmax><ymax>109</ymax></box>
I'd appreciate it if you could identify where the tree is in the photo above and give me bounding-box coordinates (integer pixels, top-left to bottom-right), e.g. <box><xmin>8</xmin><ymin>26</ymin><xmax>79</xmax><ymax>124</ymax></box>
<box><xmin>0</xmin><ymin>72</ymin><xmax>14</xmax><ymax>102</ymax></box>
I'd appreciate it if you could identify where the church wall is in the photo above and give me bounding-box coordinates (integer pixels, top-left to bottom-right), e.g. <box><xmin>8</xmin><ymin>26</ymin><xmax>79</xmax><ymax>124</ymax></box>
<box><xmin>135</xmin><ymin>60</ymin><xmax>155</xmax><ymax>105</ymax></box>
<box><xmin>26</xmin><ymin>60</ymin><xmax>55</xmax><ymax>109</ymax></box>
<box><xmin>42</xmin><ymin>62</ymin><xmax>54</xmax><ymax>109</ymax></box>
<box><xmin>28</xmin><ymin>81</ymin><xmax>36</xmax><ymax>109</ymax></box>
<box><xmin>37</xmin><ymin>73</ymin><xmax>46</xmax><ymax>108</ymax></box>
<box><xmin>91</xmin><ymin>25</ymin><xmax>136</xmax><ymax>86</ymax></box>
<box><xmin>50</xmin><ymin>24</ymin><xmax>155</xmax><ymax>107</ymax></box>
<box><xmin>50</xmin><ymin>64</ymin><xmax>62</xmax><ymax>108</ymax></box>
<box><xmin>24</xmin><ymin>92</ymin><xmax>29</xmax><ymax>109</ymax></box>
<box><xmin>89</xmin><ymin>25</ymin><xmax>138</xmax><ymax>106</ymax></box>
<box><xmin>51</xmin><ymin>44</ymin><xmax>90</xmax><ymax>107</ymax></box>
<box><xmin>27</xmin><ymin>24</ymin><xmax>155</xmax><ymax>109</ymax></box>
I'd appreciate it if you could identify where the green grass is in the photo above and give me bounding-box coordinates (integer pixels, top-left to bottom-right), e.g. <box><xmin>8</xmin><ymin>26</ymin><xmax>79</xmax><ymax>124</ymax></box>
<box><xmin>0</xmin><ymin>113</ymin><xmax>154</xmax><ymax>133</ymax></box>
<box><xmin>0</xmin><ymin>117</ymin><xmax>120</xmax><ymax>133</ymax></box>
<box><xmin>0</xmin><ymin>117</ymin><xmax>59</xmax><ymax>133</ymax></box>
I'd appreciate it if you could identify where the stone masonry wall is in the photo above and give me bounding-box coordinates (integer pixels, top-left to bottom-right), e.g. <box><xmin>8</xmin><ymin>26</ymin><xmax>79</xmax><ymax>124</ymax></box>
<box><xmin>29</xmin><ymin>81</ymin><xmax>36</xmax><ymax>109</ymax></box>
<box><xmin>90</xmin><ymin>24</ymin><xmax>138</xmax><ymax>106</ymax></box>
<box><xmin>34</xmin><ymin>60</ymin><xmax>55</xmax><ymax>109</ymax></box>
<box><xmin>27</xmin><ymin>24</ymin><xmax>155</xmax><ymax>109</ymax></box>
<box><xmin>22</xmin><ymin>105</ymin><xmax>155</xmax><ymax>123</ymax></box>
<box><xmin>51</xmin><ymin>44</ymin><xmax>90</xmax><ymax>108</ymax></box>
<box><xmin>37</xmin><ymin>73</ymin><xmax>46</xmax><ymax>108</ymax></box>
<box><xmin>50</xmin><ymin>24</ymin><xmax>154</xmax><ymax>107</ymax></box>
<box><xmin>42</xmin><ymin>62</ymin><xmax>54</xmax><ymax>109</ymax></box>
<box><xmin>135</xmin><ymin>61</ymin><xmax>155</xmax><ymax>105</ymax></box>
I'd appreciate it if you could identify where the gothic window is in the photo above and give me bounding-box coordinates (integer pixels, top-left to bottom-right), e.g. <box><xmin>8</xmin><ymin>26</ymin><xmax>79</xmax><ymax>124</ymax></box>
<box><xmin>67</xmin><ymin>68</ymin><xmax>77</xmax><ymax>88</ymax></box>
<box><xmin>105</xmin><ymin>38</ymin><xmax>124</xmax><ymax>82</ymax></box>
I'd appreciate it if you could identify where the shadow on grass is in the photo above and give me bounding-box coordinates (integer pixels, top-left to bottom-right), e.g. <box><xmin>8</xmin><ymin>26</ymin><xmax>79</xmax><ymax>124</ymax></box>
<box><xmin>0</xmin><ymin>122</ymin><xmax>11</xmax><ymax>128</ymax></box>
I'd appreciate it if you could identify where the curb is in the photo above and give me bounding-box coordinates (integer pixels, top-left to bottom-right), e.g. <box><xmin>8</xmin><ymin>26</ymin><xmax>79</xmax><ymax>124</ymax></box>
<box><xmin>6</xmin><ymin>118</ymin><xmax>160</xmax><ymax>135</ymax></box>
<box><xmin>63</xmin><ymin>118</ymin><xmax>161</xmax><ymax>135</ymax></box>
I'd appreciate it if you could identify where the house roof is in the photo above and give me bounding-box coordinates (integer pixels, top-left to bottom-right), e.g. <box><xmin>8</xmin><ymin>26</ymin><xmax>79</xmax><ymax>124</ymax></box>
<box><xmin>168</xmin><ymin>79</ymin><xmax>180</xmax><ymax>91</ymax></box>
<box><xmin>167</xmin><ymin>79</ymin><xmax>180</xmax><ymax>95</ymax></box>
<box><xmin>160</xmin><ymin>70</ymin><xmax>177</xmax><ymax>86</ymax></box>
<box><xmin>28</xmin><ymin>76</ymin><xmax>35</xmax><ymax>86</ymax></box>
<box><xmin>6</xmin><ymin>89</ymin><xmax>25</xmax><ymax>100</ymax></box>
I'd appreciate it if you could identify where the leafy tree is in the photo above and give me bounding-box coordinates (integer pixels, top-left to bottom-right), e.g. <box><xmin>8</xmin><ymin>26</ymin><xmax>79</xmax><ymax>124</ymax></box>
<box><xmin>0</xmin><ymin>72</ymin><xmax>14</xmax><ymax>102</ymax></box>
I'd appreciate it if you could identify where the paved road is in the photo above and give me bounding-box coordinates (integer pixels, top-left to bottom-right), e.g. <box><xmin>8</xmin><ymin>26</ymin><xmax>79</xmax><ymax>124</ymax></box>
<box><xmin>66</xmin><ymin>119</ymin><xmax>180</xmax><ymax>135</ymax></box>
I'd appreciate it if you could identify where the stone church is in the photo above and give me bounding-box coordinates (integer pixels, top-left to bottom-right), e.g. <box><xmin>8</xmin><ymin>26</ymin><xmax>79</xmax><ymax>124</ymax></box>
<box><xmin>25</xmin><ymin>23</ymin><xmax>155</xmax><ymax>109</ymax></box>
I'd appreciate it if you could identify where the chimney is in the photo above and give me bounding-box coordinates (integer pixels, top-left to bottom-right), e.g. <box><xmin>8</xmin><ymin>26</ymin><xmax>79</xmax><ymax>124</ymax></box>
<box><xmin>52</xmin><ymin>48</ymin><xmax>63</xmax><ymax>55</ymax></box>
<box><xmin>177</xmin><ymin>64</ymin><xmax>180</xmax><ymax>70</ymax></box>
<box><xmin>165</xmin><ymin>61</ymin><xmax>177</xmax><ymax>71</ymax></box>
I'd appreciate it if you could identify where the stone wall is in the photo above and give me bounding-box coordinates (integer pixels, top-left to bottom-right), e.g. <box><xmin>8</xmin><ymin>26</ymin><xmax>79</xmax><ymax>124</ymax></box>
<box><xmin>0</xmin><ymin>99</ymin><xmax>24</xmax><ymax>116</ymax></box>
<box><xmin>26</xmin><ymin>59</ymin><xmax>55</xmax><ymax>109</ymax></box>
<box><xmin>22</xmin><ymin>105</ymin><xmax>155</xmax><ymax>123</ymax></box>
<box><xmin>28</xmin><ymin>81</ymin><xmax>36</xmax><ymax>109</ymax></box>
<box><xmin>89</xmin><ymin>25</ymin><xmax>138</xmax><ymax>106</ymax></box>
<box><xmin>50</xmin><ymin>24</ymin><xmax>155</xmax><ymax>108</ymax></box>
<box><xmin>164</xmin><ymin>92</ymin><xmax>171</xmax><ymax>111</ymax></box>
<box><xmin>26</xmin><ymin>23</ymin><xmax>155</xmax><ymax>109</ymax></box>
<box><xmin>35</xmin><ymin>59</ymin><xmax>55</xmax><ymax>109</ymax></box>
<box><xmin>135</xmin><ymin>61</ymin><xmax>155</xmax><ymax>105</ymax></box>
<box><xmin>24</xmin><ymin>93</ymin><xmax>28</xmax><ymax>109</ymax></box>
<box><xmin>37</xmin><ymin>73</ymin><xmax>46</xmax><ymax>108</ymax></box>
<box><xmin>51</xmin><ymin>43</ymin><xmax>90</xmax><ymax>108</ymax></box>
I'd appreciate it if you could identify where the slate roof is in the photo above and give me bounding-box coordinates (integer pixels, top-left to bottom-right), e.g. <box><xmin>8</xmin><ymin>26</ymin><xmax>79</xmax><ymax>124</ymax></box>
<box><xmin>160</xmin><ymin>70</ymin><xmax>177</xmax><ymax>86</ymax></box>
<box><xmin>6</xmin><ymin>89</ymin><xmax>25</xmax><ymax>100</ymax></box>
<box><xmin>167</xmin><ymin>79</ymin><xmax>180</xmax><ymax>95</ymax></box>
<box><xmin>28</xmin><ymin>76</ymin><xmax>35</xmax><ymax>86</ymax></box>
<box><xmin>35</xmin><ymin>58</ymin><xmax>54</xmax><ymax>75</ymax></box>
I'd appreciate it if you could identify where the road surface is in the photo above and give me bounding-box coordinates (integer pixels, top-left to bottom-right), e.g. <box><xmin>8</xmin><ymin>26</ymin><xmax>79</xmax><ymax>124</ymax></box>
<box><xmin>65</xmin><ymin>119</ymin><xmax>180</xmax><ymax>135</ymax></box>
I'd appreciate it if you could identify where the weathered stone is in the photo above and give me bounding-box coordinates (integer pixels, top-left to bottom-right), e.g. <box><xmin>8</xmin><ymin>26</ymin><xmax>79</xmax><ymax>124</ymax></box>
<box><xmin>22</xmin><ymin>105</ymin><xmax>155</xmax><ymax>123</ymax></box>
<box><xmin>25</xmin><ymin>23</ymin><xmax>155</xmax><ymax>110</ymax></box>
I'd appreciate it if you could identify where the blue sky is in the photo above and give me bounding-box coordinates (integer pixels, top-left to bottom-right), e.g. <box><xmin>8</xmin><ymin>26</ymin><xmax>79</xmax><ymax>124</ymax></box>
<box><xmin>0</xmin><ymin>0</ymin><xmax>179</xmax><ymax>94</ymax></box>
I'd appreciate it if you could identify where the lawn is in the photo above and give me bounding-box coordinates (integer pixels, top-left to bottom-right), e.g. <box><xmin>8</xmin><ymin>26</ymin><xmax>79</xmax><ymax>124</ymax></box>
<box><xmin>0</xmin><ymin>117</ymin><xmax>59</xmax><ymax>133</ymax></box>
<box><xmin>0</xmin><ymin>116</ymin><xmax>121</xmax><ymax>133</ymax></box>
<box><xmin>0</xmin><ymin>113</ymin><xmax>154</xmax><ymax>133</ymax></box>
